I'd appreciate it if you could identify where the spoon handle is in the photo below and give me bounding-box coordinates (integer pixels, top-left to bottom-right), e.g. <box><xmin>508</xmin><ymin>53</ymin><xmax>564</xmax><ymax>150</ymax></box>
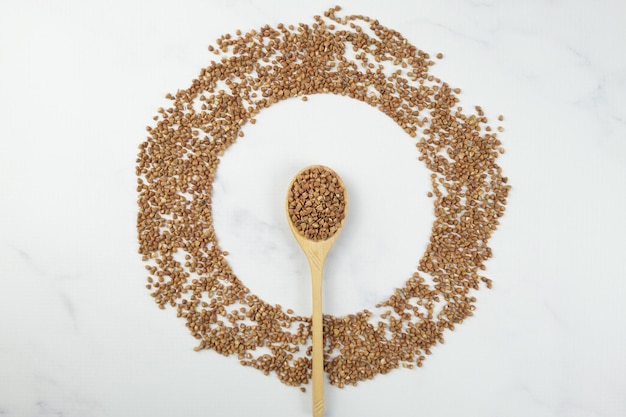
<box><xmin>308</xmin><ymin>251</ymin><xmax>325</xmax><ymax>417</ymax></box>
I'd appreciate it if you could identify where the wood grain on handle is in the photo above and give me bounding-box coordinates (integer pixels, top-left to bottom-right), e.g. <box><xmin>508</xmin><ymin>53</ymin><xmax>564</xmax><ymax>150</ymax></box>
<box><xmin>309</xmin><ymin>251</ymin><xmax>325</xmax><ymax>417</ymax></box>
<box><xmin>287</xmin><ymin>231</ymin><xmax>336</xmax><ymax>417</ymax></box>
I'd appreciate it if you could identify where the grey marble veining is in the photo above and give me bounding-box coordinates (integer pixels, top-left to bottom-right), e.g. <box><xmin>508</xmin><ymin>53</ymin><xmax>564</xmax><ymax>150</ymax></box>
<box><xmin>1</xmin><ymin>0</ymin><xmax>625</xmax><ymax>416</ymax></box>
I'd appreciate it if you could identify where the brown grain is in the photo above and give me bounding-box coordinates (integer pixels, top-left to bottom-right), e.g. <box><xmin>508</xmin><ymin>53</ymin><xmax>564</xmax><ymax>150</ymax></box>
<box><xmin>137</xmin><ymin>6</ymin><xmax>510</xmax><ymax>389</ymax></box>
<box><xmin>287</xmin><ymin>167</ymin><xmax>346</xmax><ymax>241</ymax></box>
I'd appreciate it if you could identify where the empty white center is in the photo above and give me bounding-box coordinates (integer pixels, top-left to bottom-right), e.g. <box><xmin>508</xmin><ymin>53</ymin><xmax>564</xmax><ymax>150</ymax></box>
<box><xmin>212</xmin><ymin>94</ymin><xmax>433</xmax><ymax>317</ymax></box>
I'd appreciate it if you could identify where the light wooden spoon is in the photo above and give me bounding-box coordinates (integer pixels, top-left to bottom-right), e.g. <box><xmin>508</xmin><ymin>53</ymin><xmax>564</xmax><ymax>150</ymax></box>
<box><xmin>286</xmin><ymin>165</ymin><xmax>348</xmax><ymax>417</ymax></box>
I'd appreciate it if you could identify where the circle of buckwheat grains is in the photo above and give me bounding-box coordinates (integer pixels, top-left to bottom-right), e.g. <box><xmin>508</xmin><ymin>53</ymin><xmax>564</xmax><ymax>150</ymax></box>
<box><xmin>136</xmin><ymin>6</ymin><xmax>510</xmax><ymax>389</ymax></box>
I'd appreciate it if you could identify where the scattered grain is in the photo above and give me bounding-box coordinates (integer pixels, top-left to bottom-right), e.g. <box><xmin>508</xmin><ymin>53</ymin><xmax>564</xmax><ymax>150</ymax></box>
<box><xmin>137</xmin><ymin>6</ymin><xmax>510</xmax><ymax>390</ymax></box>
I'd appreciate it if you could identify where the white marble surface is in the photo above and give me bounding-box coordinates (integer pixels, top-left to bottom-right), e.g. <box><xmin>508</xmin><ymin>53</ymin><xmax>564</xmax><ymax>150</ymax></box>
<box><xmin>1</xmin><ymin>0</ymin><xmax>625</xmax><ymax>416</ymax></box>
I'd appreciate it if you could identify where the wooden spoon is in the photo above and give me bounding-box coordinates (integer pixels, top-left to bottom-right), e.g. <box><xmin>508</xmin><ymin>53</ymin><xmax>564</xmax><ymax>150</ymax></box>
<box><xmin>286</xmin><ymin>165</ymin><xmax>348</xmax><ymax>417</ymax></box>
